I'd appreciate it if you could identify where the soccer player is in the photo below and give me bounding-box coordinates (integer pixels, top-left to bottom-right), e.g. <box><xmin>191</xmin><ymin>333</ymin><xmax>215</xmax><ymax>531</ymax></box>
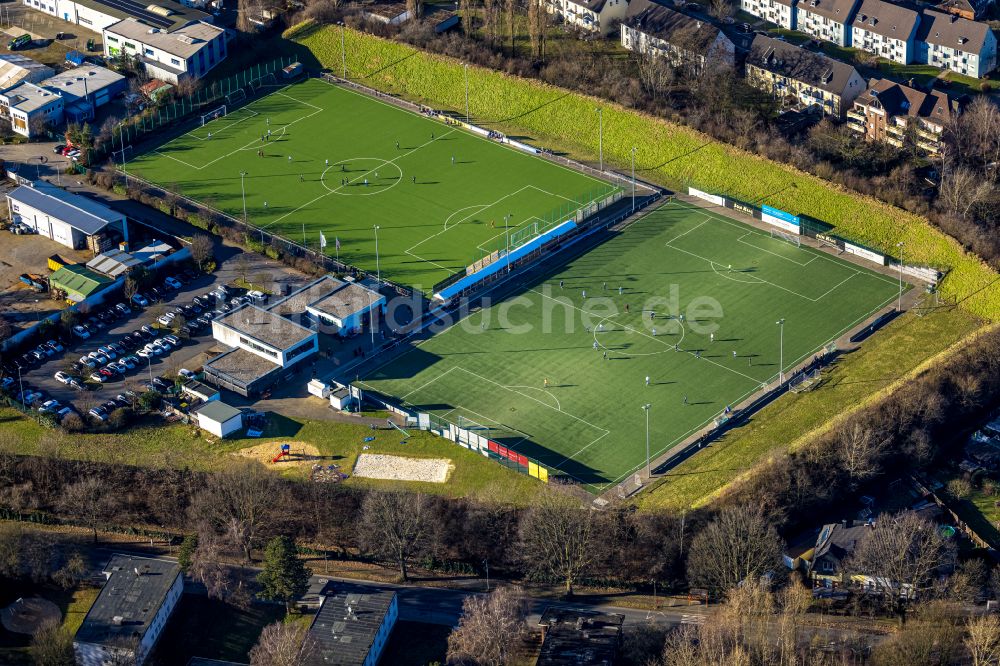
<box><xmin>207</xmin><ymin>132</ymin><xmax>212</xmax><ymax>139</ymax></box>
<box><xmin>650</xmin><ymin>310</ymin><xmax>655</xmax><ymax>320</ymax></box>
<box><xmin>695</xmin><ymin>350</ymin><xmax>701</xmax><ymax>359</ymax></box>
<box><xmin>263</xmin><ymin>201</ymin><xmax>268</xmax><ymax>208</ymax></box>
<box><xmin>710</xmin><ymin>332</ymin><xmax>714</xmax><ymax>342</ymax></box>
<box><xmin>652</xmin><ymin>327</ymin><xmax>656</xmax><ymax>336</ymax></box>
<box><xmin>451</xmin><ymin>156</ymin><xmax>455</xmax><ymax>165</ymax></box>
<box><xmin>288</xmin><ymin>155</ymin><xmax>292</xmax><ymax>162</ymax></box>
<box><xmin>412</xmin><ymin>176</ymin><xmax>416</xmax><ymax>184</ymax></box>
<box><xmin>325</xmin><ymin>159</ymin><xmax>329</xmax><ymax>166</ymax></box>
<box><xmin>559</xmin><ymin>280</ymin><xmax>564</xmax><ymax>289</ymax></box>
<box><xmin>618</xmin><ymin>286</ymin><xmax>624</xmax><ymax>295</ymax></box>
<box><xmin>299</xmin><ymin>174</ymin><xmax>304</xmax><ymax>182</ymax></box>
<box><xmin>396</xmin><ymin>141</ymin><xmax>400</xmax><ymax>149</ymax></box>
<box><xmin>683</xmin><ymin>395</ymin><xmax>688</xmax><ymax>405</ymax></box>
<box><xmin>603</xmin><ymin>282</ymin><xmax>607</xmax><ymax>291</ymax></box>
<box><xmin>624</xmin><ymin>304</ymin><xmax>630</xmax><ymax>313</ymax></box>
<box><xmin>364</xmin><ymin>178</ymin><xmax>369</xmax><ymax>187</ymax></box>
<box><xmin>603</xmin><ymin>350</ymin><xmax>608</xmax><ymax>360</ymax></box>
<box><xmin>582</xmin><ymin>289</ymin><xmax>587</xmax><ymax>299</ymax></box>
<box><xmin>732</xmin><ymin>350</ymin><xmax>737</xmax><ymax>359</ymax></box>
<box><xmin>645</xmin><ymin>376</ymin><xmax>650</xmax><ymax>386</ymax></box>
<box><xmin>593</xmin><ymin>340</ymin><xmax>598</xmax><ymax>351</ymax></box>
<box><xmin>543</xmin><ymin>378</ymin><xmax>549</xmax><ymax>388</ymax></box>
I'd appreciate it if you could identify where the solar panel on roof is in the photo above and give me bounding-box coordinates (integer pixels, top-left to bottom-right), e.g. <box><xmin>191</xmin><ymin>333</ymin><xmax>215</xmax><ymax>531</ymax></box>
<box><xmin>90</xmin><ymin>0</ymin><xmax>174</xmax><ymax>28</ymax></box>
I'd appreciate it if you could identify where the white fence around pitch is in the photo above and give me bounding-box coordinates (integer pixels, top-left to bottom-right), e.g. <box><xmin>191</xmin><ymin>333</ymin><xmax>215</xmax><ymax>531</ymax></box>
<box><xmin>899</xmin><ymin>264</ymin><xmax>941</xmax><ymax>284</ymax></box>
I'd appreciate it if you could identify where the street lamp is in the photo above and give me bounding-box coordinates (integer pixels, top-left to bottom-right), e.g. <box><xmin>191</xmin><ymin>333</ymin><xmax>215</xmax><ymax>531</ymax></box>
<box><xmin>595</xmin><ymin>107</ymin><xmax>603</xmax><ymax>172</ymax></box>
<box><xmin>776</xmin><ymin>318</ymin><xmax>785</xmax><ymax>384</ymax></box>
<box><xmin>373</xmin><ymin>225</ymin><xmax>381</xmax><ymax>284</ymax></box>
<box><xmin>239</xmin><ymin>170</ymin><xmax>248</xmax><ymax>224</ymax></box>
<box><xmin>896</xmin><ymin>241</ymin><xmax>904</xmax><ymax>311</ymax></box>
<box><xmin>504</xmin><ymin>212</ymin><xmax>512</xmax><ymax>272</ymax></box>
<box><xmin>115</xmin><ymin>121</ymin><xmax>129</xmax><ymax>187</ymax></box>
<box><xmin>642</xmin><ymin>403</ymin><xmax>651</xmax><ymax>478</ymax></box>
<box><xmin>464</xmin><ymin>63</ymin><xmax>470</xmax><ymax>124</ymax></box>
<box><xmin>630</xmin><ymin>146</ymin><xmax>637</xmax><ymax>213</ymax></box>
<box><xmin>339</xmin><ymin>22</ymin><xmax>347</xmax><ymax>78</ymax></box>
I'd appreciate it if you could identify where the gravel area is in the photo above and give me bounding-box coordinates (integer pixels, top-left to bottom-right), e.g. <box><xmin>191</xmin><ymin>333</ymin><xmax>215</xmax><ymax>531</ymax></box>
<box><xmin>352</xmin><ymin>454</ymin><xmax>453</xmax><ymax>483</ymax></box>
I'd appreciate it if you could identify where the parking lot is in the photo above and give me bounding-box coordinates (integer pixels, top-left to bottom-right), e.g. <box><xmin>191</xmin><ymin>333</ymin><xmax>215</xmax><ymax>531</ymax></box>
<box><xmin>19</xmin><ymin>248</ymin><xmax>310</xmax><ymax>417</ymax></box>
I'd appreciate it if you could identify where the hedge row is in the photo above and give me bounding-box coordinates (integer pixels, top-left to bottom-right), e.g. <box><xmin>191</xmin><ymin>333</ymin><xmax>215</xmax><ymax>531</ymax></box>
<box><xmin>293</xmin><ymin>22</ymin><xmax>1000</xmax><ymax>320</ymax></box>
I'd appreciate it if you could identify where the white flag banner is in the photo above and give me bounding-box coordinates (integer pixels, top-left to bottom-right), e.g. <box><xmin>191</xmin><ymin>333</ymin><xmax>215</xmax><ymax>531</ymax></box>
<box><xmin>320</xmin><ymin>231</ymin><xmax>327</xmax><ymax>249</ymax></box>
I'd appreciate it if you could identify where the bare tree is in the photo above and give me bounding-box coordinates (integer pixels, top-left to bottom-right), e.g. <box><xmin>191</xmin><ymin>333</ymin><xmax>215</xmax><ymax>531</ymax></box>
<box><xmin>837</xmin><ymin>421</ymin><xmax>888</xmax><ymax>485</ymax></box>
<box><xmin>527</xmin><ymin>0</ymin><xmax>541</xmax><ymax>59</ymax></box>
<box><xmin>967</xmin><ymin>614</ymin><xmax>1000</xmax><ymax>666</ymax></box>
<box><xmin>518</xmin><ymin>486</ymin><xmax>596</xmax><ymax>596</ymax></box>
<box><xmin>709</xmin><ymin>0</ymin><xmax>733</xmax><ymax>19</ymax></box>
<box><xmin>31</xmin><ymin>617</ymin><xmax>76</xmax><ymax>666</ymax></box>
<box><xmin>483</xmin><ymin>0</ymin><xmax>498</xmax><ymax>46</ymax></box>
<box><xmin>360</xmin><ymin>491</ymin><xmax>431</xmax><ymax>581</ymax></box>
<box><xmin>122</xmin><ymin>276</ymin><xmax>139</xmax><ymax>305</ymax></box>
<box><xmin>636</xmin><ymin>52</ymin><xmax>678</xmax><ymax>101</ymax></box>
<box><xmin>190</xmin><ymin>234</ymin><xmax>215</xmax><ymax>272</ymax></box>
<box><xmin>446</xmin><ymin>586</ymin><xmax>526</xmax><ymax>666</ymax></box>
<box><xmin>848</xmin><ymin>511</ymin><xmax>955</xmax><ymax>606</ymax></box>
<box><xmin>406</xmin><ymin>0</ymin><xmax>424</xmax><ymax>20</ymax></box>
<box><xmin>58</xmin><ymin>477</ymin><xmax>118</xmax><ymax>543</ymax></box>
<box><xmin>249</xmin><ymin>620</ymin><xmax>315</xmax><ymax>666</ymax></box>
<box><xmin>686</xmin><ymin>505</ymin><xmax>783</xmax><ymax>596</ymax></box>
<box><xmin>192</xmin><ymin>461</ymin><xmax>278</xmax><ymax>562</ymax></box>
<box><xmin>234</xmin><ymin>253</ymin><xmax>252</xmax><ymax>287</ymax></box>
<box><xmin>938</xmin><ymin>164</ymin><xmax>995</xmax><ymax>218</ymax></box>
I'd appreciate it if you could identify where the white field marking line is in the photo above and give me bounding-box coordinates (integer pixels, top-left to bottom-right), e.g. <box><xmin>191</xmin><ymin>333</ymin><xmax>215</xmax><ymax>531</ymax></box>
<box><xmin>673</xmin><ymin>202</ymin><xmax>900</xmax><ymax>288</ymax></box>
<box><xmin>504</xmin><ymin>385</ymin><xmax>562</xmax><ymax>411</ymax></box>
<box><xmin>406</xmin><ymin>185</ymin><xmax>533</xmax><ymax>254</ymax></box>
<box><xmin>736</xmin><ymin>232</ymin><xmax>817</xmax><ymax>267</ymax></box>
<box><xmin>152</xmin><ymin>149</ymin><xmax>200</xmax><ymax>170</ymax></box>
<box><xmin>662</xmin><ymin>219</ymin><xmax>707</xmax><ymax>245</ymax></box>
<box><xmin>165</xmin><ymin>95</ymin><xmax>323</xmax><ymax>172</ymax></box>
<box><xmin>189</xmin><ymin>108</ymin><xmax>260</xmax><ymax>141</ymax></box>
<box><xmin>449</xmin><ymin>405</ymin><xmax>533</xmax><ymax>450</ymax></box>
<box><xmin>592</xmin><ymin>314</ymin><xmax>685</xmax><ymax>357</ymax></box>
<box><xmin>400</xmin><ymin>366</ymin><xmax>458</xmax><ymax>401</ymax></box>
<box><xmin>530</xmin><ymin>288</ymin><xmax>762</xmax><ymax>385</ymax></box>
<box><xmin>707</xmin><ymin>260</ymin><xmax>770</xmax><ymax>285</ymax></box>
<box><xmin>316</xmin><ymin>76</ymin><xmax>615</xmax><ymax>191</ymax></box>
<box><xmin>474</xmin><ymin>216</ymin><xmax>544</xmax><ymax>254</ymax></box>
<box><xmin>455</xmin><ymin>366</ymin><xmax>610</xmax><ymax>436</ymax></box>
<box><xmin>261</xmin><ymin>128</ymin><xmax>459</xmax><ymax>231</ymax></box>
<box><xmin>443</xmin><ymin>204</ymin><xmax>490</xmax><ymax>231</ymax></box>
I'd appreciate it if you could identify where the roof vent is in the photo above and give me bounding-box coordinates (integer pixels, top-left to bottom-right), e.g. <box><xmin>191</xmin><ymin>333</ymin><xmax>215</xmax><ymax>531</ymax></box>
<box><xmin>112</xmin><ymin>616</ymin><xmax>124</xmax><ymax>626</ymax></box>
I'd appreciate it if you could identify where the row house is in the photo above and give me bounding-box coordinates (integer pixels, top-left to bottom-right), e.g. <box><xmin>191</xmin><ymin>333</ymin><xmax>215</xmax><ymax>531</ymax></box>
<box><xmin>795</xmin><ymin>0</ymin><xmax>859</xmax><ymax>47</ymax></box>
<box><xmin>543</xmin><ymin>0</ymin><xmax>629</xmax><ymax>35</ymax></box>
<box><xmin>850</xmin><ymin>0</ymin><xmax>920</xmax><ymax>64</ymax></box>
<box><xmin>917</xmin><ymin>9</ymin><xmax>997</xmax><ymax>78</ymax></box>
<box><xmin>740</xmin><ymin>0</ymin><xmax>798</xmax><ymax>30</ymax></box>
<box><xmin>746</xmin><ymin>34</ymin><xmax>865</xmax><ymax>117</ymax></box>
<box><xmin>621</xmin><ymin>0</ymin><xmax>736</xmax><ymax>72</ymax></box>
<box><xmin>847</xmin><ymin>77</ymin><xmax>962</xmax><ymax>154</ymax></box>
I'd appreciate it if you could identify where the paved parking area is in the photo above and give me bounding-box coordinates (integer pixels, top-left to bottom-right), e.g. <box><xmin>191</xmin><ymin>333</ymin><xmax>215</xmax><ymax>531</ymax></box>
<box><xmin>22</xmin><ymin>250</ymin><xmax>310</xmax><ymax>413</ymax></box>
<box><xmin>0</xmin><ymin>3</ymin><xmax>102</xmax><ymax>70</ymax></box>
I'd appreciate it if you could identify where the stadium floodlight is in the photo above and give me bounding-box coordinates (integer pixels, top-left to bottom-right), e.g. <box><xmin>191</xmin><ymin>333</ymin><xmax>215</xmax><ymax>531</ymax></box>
<box><xmin>503</xmin><ymin>213</ymin><xmax>513</xmax><ymax>272</ymax></box>
<box><xmin>115</xmin><ymin>120</ymin><xmax>128</xmax><ymax>187</ymax></box>
<box><xmin>776</xmin><ymin>318</ymin><xmax>785</xmax><ymax>384</ymax></box>
<box><xmin>338</xmin><ymin>22</ymin><xmax>347</xmax><ymax>78</ymax></box>
<box><xmin>595</xmin><ymin>107</ymin><xmax>603</xmax><ymax>172</ymax></box>
<box><xmin>642</xmin><ymin>403</ymin><xmax>651</xmax><ymax>477</ymax></box>
<box><xmin>896</xmin><ymin>241</ymin><xmax>904</xmax><ymax>311</ymax></box>
<box><xmin>630</xmin><ymin>147</ymin><xmax>637</xmax><ymax>213</ymax></box>
<box><xmin>374</xmin><ymin>225</ymin><xmax>381</xmax><ymax>284</ymax></box>
<box><xmin>464</xmin><ymin>63</ymin><xmax>470</xmax><ymax>124</ymax></box>
<box><xmin>239</xmin><ymin>170</ymin><xmax>248</xmax><ymax>225</ymax></box>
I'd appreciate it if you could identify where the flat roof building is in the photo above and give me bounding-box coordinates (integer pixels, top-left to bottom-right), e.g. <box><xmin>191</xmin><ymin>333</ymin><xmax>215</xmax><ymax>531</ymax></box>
<box><xmin>303</xmin><ymin>589</ymin><xmax>399</xmax><ymax>666</ymax></box>
<box><xmin>195</xmin><ymin>400</ymin><xmax>243</xmax><ymax>438</ymax></box>
<box><xmin>0</xmin><ymin>81</ymin><xmax>64</xmax><ymax>137</ymax></box>
<box><xmin>0</xmin><ymin>54</ymin><xmax>54</xmax><ymax>90</ymax></box>
<box><xmin>43</xmin><ymin>65</ymin><xmax>127</xmax><ymax>121</ymax></box>
<box><xmin>74</xmin><ymin>555</ymin><xmax>183</xmax><ymax>666</ymax></box>
<box><xmin>536</xmin><ymin>608</ymin><xmax>625</xmax><ymax>666</ymax></box>
<box><xmin>28</xmin><ymin>0</ymin><xmax>211</xmax><ymax>33</ymax></box>
<box><xmin>103</xmin><ymin>18</ymin><xmax>227</xmax><ymax>83</ymax></box>
<box><xmin>49</xmin><ymin>264</ymin><xmax>113</xmax><ymax>302</ymax></box>
<box><xmin>268</xmin><ymin>275</ymin><xmax>386</xmax><ymax>337</ymax></box>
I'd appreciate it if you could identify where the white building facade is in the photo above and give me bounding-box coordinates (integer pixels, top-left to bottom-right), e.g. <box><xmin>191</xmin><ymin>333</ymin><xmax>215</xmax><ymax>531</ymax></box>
<box><xmin>103</xmin><ymin>18</ymin><xmax>227</xmax><ymax>83</ymax></box>
<box><xmin>740</xmin><ymin>0</ymin><xmax>798</xmax><ymax>30</ymax></box>
<box><xmin>850</xmin><ymin>0</ymin><xmax>919</xmax><ymax>64</ymax></box>
<box><xmin>544</xmin><ymin>0</ymin><xmax>629</xmax><ymax>35</ymax></box>
<box><xmin>917</xmin><ymin>10</ymin><xmax>997</xmax><ymax>78</ymax></box>
<box><xmin>795</xmin><ymin>0</ymin><xmax>860</xmax><ymax>46</ymax></box>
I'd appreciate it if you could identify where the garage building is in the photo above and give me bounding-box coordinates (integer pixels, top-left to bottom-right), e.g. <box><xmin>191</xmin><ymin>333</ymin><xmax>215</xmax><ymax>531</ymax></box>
<box><xmin>195</xmin><ymin>400</ymin><xmax>243</xmax><ymax>438</ymax></box>
<box><xmin>6</xmin><ymin>181</ymin><xmax>129</xmax><ymax>252</ymax></box>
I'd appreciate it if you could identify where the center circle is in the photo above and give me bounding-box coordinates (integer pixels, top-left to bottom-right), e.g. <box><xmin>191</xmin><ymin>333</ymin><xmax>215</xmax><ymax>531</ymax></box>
<box><xmin>593</xmin><ymin>315</ymin><xmax>685</xmax><ymax>357</ymax></box>
<box><xmin>321</xmin><ymin>158</ymin><xmax>403</xmax><ymax>197</ymax></box>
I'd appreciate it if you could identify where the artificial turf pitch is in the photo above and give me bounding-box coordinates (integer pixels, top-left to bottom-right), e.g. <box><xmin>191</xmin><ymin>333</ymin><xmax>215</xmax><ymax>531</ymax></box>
<box><xmin>357</xmin><ymin>201</ymin><xmax>903</xmax><ymax>493</ymax></box>
<box><xmin>125</xmin><ymin>77</ymin><xmax>617</xmax><ymax>291</ymax></box>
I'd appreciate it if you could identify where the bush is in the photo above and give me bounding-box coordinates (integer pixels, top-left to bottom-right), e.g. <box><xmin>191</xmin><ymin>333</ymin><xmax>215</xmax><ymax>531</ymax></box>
<box><xmin>62</xmin><ymin>413</ymin><xmax>86</xmax><ymax>433</ymax></box>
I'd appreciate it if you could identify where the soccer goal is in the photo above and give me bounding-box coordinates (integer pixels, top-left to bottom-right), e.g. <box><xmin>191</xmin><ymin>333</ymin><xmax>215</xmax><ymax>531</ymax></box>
<box><xmin>788</xmin><ymin>368</ymin><xmax>821</xmax><ymax>393</ymax></box>
<box><xmin>225</xmin><ymin>88</ymin><xmax>247</xmax><ymax>106</ymax></box>
<box><xmin>770</xmin><ymin>228</ymin><xmax>801</xmax><ymax>248</ymax></box>
<box><xmin>200</xmin><ymin>105</ymin><xmax>226</xmax><ymax>126</ymax></box>
<box><xmin>251</xmin><ymin>73</ymin><xmax>277</xmax><ymax>91</ymax></box>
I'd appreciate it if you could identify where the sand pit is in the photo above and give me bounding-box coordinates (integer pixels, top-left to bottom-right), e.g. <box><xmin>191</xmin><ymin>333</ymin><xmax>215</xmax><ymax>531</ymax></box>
<box><xmin>353</xmin><ymin>454</ymin><xmax>453</xmax><ymax>483</ymax></box>
<box><xmin>1</xmin><ymin>597</ymin><xmax>61</xmax><ymax>635</ymax></box>
<box><xmin>235</xmin><ymin>441</ymin><xmax>325</xmax><ymax>469</ymax></box>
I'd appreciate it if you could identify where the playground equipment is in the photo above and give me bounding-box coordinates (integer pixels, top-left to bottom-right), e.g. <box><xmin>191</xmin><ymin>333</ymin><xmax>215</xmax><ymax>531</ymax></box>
<box><xmin>271</xmin><ymin>443</ymin><xmax>291</xmax><ymax>463</ymax></box>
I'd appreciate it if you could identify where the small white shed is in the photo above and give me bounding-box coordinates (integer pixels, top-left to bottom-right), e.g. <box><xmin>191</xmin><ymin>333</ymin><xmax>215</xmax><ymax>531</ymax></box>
<box><xmin>196</xmin><ymin>401</ymin><xmax>243</xmax><ymax>438</ymax></box>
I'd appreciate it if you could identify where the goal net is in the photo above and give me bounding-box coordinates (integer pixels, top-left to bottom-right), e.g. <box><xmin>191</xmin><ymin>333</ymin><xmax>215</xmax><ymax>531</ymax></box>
<box><xmin>251</xmin><ymin>73</ymin><xmax>278</xmax><ymax>91</ymax></box>
<box><xmin>225</xmin><ymin>88</ymin><xmax>247</xmax><ymax>106</ymax></box>
<box><xmin>788</xmin><ymin>368</ymin><xmax>821</xmax><ymax>393</ymax></box>
<box><xmin>770</xmin><ymin>228</ymin><xmax>801</xmax><ymax>248</ymax></box>
<box><xmin>200</xmin><ymin>105</ymin><xmax>226</xmax><ymax>126</ymax></box>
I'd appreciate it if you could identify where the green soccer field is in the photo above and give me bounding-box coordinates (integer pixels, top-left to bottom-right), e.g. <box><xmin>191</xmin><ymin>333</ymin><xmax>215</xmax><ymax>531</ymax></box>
<box><xmin>356</xmin><ymin>201</ymin><xmax>904</xmax><ymax>493</ymax></box>
<box><xmin>125</xmin><ymin>78</ymin><xmax>617</xmax><ymax>291</ymax></box>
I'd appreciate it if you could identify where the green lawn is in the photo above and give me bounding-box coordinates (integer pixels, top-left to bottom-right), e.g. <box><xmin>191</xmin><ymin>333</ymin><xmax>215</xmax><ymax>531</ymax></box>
<box><xmin>0</xmin><ymin>410</ymin><xmax>541</xmax><ymax>504</ymax></box>
<box><xmin>357</xmin><ymin>201</ymin><xmax>901</xmax><ymax>493</ymax></box>
<box><xmin>125</xmin><ymin>77</ymin><xmax>616</xmax><ymax>292</ymax></box>
<box><xmin>636</xmin><ymin>306</ymin><xmax>983</xmax><ymax>510</ymax></box>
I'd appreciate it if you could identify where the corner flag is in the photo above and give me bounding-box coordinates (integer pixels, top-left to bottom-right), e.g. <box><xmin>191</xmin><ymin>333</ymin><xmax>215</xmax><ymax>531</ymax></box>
<box><xmin>335</xmin><ymin>236</ymin><xmax>341</xmax><ymax>251</ymax></box>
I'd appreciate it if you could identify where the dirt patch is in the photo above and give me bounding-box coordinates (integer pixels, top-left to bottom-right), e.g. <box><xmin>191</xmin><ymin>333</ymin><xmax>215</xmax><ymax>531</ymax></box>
<box><xmin>1</xmin><ymin>597</ymin><xmax>61</xmax><ymax>635</ymax></box>
<box><xmin>235</xmin><ymin>441</ymin><xmax>326</xmax><ymax>468</ymax></box>
<box><xmin>353</xmin><ymin>454</ymin><xmax>453</xmax><ymax>483</ymax></box>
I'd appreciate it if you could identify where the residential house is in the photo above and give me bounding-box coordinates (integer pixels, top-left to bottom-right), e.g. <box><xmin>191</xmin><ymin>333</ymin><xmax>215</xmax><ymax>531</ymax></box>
<box><xmin>917</xmin><ymin>9</ymin><xmax>997</xmax><ymax>78</ymax></box>
<box><xmin>740</xmin><ymin>0</ymin><xmax>798</xmax><ymax>30</ymax></box>
<box><xmin>537</xmin><ymin>607</ymin><xmax>625</xmax><ymax>666</ymax></box>
<box><xmin>303</xmin><ymin>589</ymin><xmax>399</xmax><ymax>666</ymax></box>
<box><xmin>850</xmin><ymin>0</ymin><xmax>920</xmax><ymax>64</ymax></box>
<box><xmin>746</xmin><ymin>34</ymin><xmax>866</xmax><ymax>116</ymax></box>
<box><xmin>847</xmin><ymin>77</ymin><xmax>961</xmax><ymax>154</ymax></box>
<box><xmin>0</xmin><ymin>82</ymin><xmax>63</xmax><ymax>137</ymax></box>
<box><xmin>795</xmin><ymin>0</ymin><xmax>861</xmax><ymax>46</ymax></box>
<box><xmin>6</xmin><ymin>181</ymin><xmax>129</xmax><ymax>251</ymax></box>
<box><xmin>103</xmin><ymin>18</ymin><xmax>227</xmax><ymax>83</ymax></box>
<box><xmin>935</xmin><ymin>0</ymin><xmax>993</xmax><ymax>21</ymax></box>
<box><xmin>73</xmin><ymin>555</ymin><xmax>183</xmax><ymax>666</ymax></box>
<box><xmin>621</xmin><ymin>0</ymin><xmax>736</xmax><ymax>72</ymax></box>
<box><xmin>544</xmin><ymin>0</ymin><xmax>629</xmax><ymax>36</ymax></box>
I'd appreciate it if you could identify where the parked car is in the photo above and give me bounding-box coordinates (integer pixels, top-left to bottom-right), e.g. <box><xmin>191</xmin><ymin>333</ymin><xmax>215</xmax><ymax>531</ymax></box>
<box><xmin>157</xmin><ymin>313</ymin><xmax>175</xmax><ymax>326</ymax></box>
<box><xmin>154</xmin><ymin>339</ymin><xmax>172</xmax><ymax>352</ymax></box>
<box><xmin>132</xmin><ymin>293</ymin><xmax>150</xmax><ymax>308</ymax></box>
<box><xmin>68</xmin><ymin>379</ymin><xmax>85</xmax><ymax>391</ymax></box>
<box><xmin>0</xmin><ymin>377</ymin><xmax>14</xmax><ymax>391</ymax></box>
<box><xmin>163</xmin><ymin>334</ymin><xmax>180</xmax><ymax>346</ymax></box>
<box><xmin>247</xmin><ymin>290</ymin><xmax>267</xmax><ymax>303</ymax></box>
<box><xmin>39</xmin><ymin>399</ymin><xmax>61</xmax><ymax>414</ymax></box>
<box><xmin>52</xmin><ymin>144</ymin><xmax>66</xmax><ymax>154</ymax></box>
<box><xmin>151</xmin><ymin>377</ymin><xmax>170</xmax><ymax>391</ymax></box>
<box><xmin>164</xmin><ymin>276</ymin><xmax>182</xmax><ymax>290</ymax></box>
<box><xmin>119</xmin><ymin>357</ymin><xmax>136</xmax><ymax>370</ymax></box>
<box><xmin>53</xmin><ymin>371</ymin><xmax>71</xmax><ymax>384</ymax></box>
<box><xmin>98</xmin><ymin>346</ymin><xmax>117</xmax><ymax>360</ymax></box>
<box><xmin>141</xmin><ymin>324</ymin><xmax>157</xmax><ymax>336</ymax></box>
<box><xmin>89</xmin><ymin>406</ymin><xmax>107</xmax><ymax>420</ymax></box>
<box><xmin>46</xmin><ymin>340</ymin><xmax>65</xmax><ymax>353</ymax></box>
<box><xmin>136</xmin><ymin>349</ymin><xmax>152</xmax><ymax>359</ymax></box>
<box><xmin>102</xmin><ymin>400</ymin><xmax>119</xmax><ymax>413</ymax></box>
<box><xmin>90</xmin><ymin>372</ymin><xmax>107</xmax><ymax>383</ymax></box>
<box><xmin>144</xmin><ymin>343</ymin><xmax>164</xmax><ymax>356</ymax></box>
<box><xmin>36</xmin><ymin>344</ymin><xmax>54</xmax><ymax>358</ymax></box>
<box><xmin>72</xmin><ymin>325</ymin><xmax>91</xmax><ymax>339</ymax></box>
<box><xmin>56</xmin><ymin>406</ymin><xmax>74</xmax><ymax>418</ymax></box>
<box><xmin>178</xmin><ymin>368</ymin><xmax>197</xmax><ymax>380</ymax></box>
<box><xmin>115</xmin><ymin>303</ymin><xmax>132</xmax><ymax>316</ymax></box>
<box><xmin>108</xmin><ymin>342</ymin><xmax>125</xmax><ymax>355</ymax></box>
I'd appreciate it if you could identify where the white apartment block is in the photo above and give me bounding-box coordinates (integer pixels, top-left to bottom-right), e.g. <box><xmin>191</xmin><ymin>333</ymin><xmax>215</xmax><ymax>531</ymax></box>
<box><xmin>544</xmin><ymin>0</ymin><xmax>629</xmax><ymax>35</ymax></box>
<box><xmin>103</xmin><ymin>17</ymin><xmax>227</xmax><ymax>83</ymax></box>
<box><xmin>850</xmin><ymin>0</ymin><xmax>919</xmax><ymax>64</ymax></box>
<box><xmin>740</xmin><ymin>0</ymin><xmax>798</xmax><ymax>29</ymax></box>
<box><xmin>917</xmin><ymin>9</ymin><xmax>997</xmax><ymax>78</ymax></box>
<box><xmin>621</xmin><ymin>0</ymin><xmax>736</xmax><ymax>71</ymax></box>
<box><xmin>796</xmin><ymin>0</ymin><xmax>860</xmax><ymax>46</ymax></box>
